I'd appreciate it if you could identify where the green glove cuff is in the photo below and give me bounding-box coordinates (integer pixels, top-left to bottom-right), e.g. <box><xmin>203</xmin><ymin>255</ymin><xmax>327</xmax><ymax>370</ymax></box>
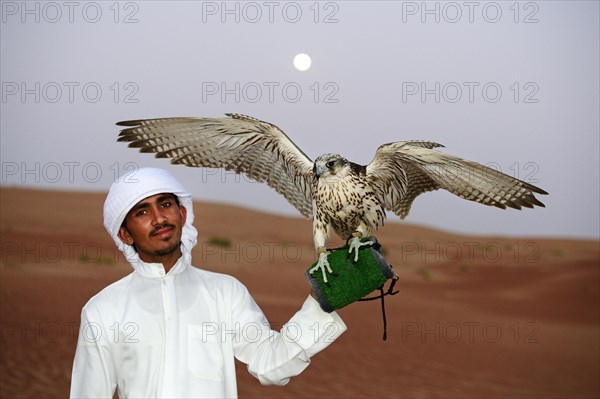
<box><xmin>305</xmin><ymin>236</ymin><xmax>396</xmax><ymax>313</ymax></box>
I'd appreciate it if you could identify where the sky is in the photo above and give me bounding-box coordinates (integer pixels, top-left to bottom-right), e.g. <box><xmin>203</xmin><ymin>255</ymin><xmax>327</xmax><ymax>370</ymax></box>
<box><xmin>1</xmin><ymin>0</ymin><xmax>599</xmax><ymax>239</ymax></box>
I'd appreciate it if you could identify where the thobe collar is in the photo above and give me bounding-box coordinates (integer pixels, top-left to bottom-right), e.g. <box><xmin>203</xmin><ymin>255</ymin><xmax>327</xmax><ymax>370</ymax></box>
<box><xmin>134</xmin><ymin>254</ymin><xmax>188</xmax><ymax>278</ymax></box>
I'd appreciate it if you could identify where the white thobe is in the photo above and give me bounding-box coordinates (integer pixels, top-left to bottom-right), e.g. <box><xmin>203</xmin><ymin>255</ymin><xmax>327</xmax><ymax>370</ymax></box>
<box><xmin>70</xmin><ymin>256</ymin><xmax>346</xmax><ymax>398</ymax></box>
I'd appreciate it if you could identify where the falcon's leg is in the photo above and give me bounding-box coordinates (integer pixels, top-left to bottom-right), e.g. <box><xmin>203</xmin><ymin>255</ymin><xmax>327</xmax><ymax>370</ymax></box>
<box><xmin>347</xmin><ymin>232</ymin><xmax>374</xmax><ymax>262</ymax></box>
<box><xmin>311</xmin><ymin>213</ymin><xmax>334</xmax><ymax>282</ymax></box>
<box><xmin>309</xmin><ymin>247</ymin><xmax>334</xmax><ymax>283</ymax></box>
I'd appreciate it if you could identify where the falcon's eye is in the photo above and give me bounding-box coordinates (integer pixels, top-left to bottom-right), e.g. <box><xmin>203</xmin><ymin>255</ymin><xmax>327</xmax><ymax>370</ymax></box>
<box><xmin>326</xmin><ymin>161</ymin><xmax>335</xmax><ymax>168</ymax></box>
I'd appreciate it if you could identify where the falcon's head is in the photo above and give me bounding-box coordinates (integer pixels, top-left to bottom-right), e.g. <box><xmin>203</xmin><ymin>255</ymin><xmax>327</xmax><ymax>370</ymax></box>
<box><xmin>313</xmin><ymin>154</ymin><xmax>350</xmax><ymax>179</ymax></box>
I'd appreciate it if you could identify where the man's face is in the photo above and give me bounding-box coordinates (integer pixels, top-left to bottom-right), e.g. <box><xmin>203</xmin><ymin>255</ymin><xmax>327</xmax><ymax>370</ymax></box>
<box><xmin>118</xmin><ymin>193</ymin><xmax>187</xmax><ymax>264</ymax></box>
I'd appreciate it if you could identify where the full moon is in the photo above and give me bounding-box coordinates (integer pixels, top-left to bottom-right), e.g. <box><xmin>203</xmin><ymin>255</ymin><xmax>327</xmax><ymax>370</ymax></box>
<box><xmin>293</xmin><ymin>53</ymin><xmax>312</xmax><ymax>72</ymax></box>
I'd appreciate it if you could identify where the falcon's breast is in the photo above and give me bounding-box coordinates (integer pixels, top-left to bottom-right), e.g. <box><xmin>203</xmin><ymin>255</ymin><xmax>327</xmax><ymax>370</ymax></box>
<box><xmin>313</xmin><ymin>166</ymin><xmax>386</xmax><ymax>240</ymax></box>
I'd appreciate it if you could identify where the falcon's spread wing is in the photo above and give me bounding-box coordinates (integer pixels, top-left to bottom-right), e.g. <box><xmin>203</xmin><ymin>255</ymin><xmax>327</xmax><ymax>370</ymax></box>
<box><xmin>366</xmin><ymin>141</ymin><xmax>548</xmax><ymax>219</ymax></box>
<box><xmin>117</xmin><ymin>114</ymin><xmax>315</xmax><ymax>217</ymax></box>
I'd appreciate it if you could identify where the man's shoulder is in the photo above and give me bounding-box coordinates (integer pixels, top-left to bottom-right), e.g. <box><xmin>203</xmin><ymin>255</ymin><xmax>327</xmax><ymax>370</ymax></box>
<box><xmin>188</xmin><ymin>266</ymin><xmax>253</xmax><ymax>307</ymax></box>
<box><xmin>82</xmin><ymin>272</ymin><xmax>134</xmax><ymax>313</ymax></box>
<box><xmin>188</xmin><ymin>265</ymin><xmax>244</xmax><ymax>288</ymax></box>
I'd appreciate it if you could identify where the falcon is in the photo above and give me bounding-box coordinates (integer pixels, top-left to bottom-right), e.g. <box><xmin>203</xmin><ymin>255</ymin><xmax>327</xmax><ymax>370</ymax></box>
<box><xmin>117</xmin><ymin>114</ymin><xmax>548</xmax><ymax>282</ymax></box>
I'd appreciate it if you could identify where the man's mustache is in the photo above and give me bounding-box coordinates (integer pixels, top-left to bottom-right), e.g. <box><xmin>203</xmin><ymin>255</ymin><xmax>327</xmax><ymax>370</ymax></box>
<box><xmin>150</xmin><ymin>223</ymin><xmax>176</xmax><ymax>237</ymax></box>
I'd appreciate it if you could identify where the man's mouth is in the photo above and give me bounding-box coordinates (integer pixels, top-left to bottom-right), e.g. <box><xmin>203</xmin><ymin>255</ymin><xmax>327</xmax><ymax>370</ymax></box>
<box><xmin>151</xmin><ymin>225</ymin><xmax>175</xmax><ymax>238</ymax></box>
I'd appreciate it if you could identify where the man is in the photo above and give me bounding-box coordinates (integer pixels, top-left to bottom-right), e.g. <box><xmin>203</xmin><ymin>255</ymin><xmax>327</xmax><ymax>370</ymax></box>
<box><xmin>70</xmin><ymin>167</ymin><xmax>346</xmax><ymax>398</ymax></box>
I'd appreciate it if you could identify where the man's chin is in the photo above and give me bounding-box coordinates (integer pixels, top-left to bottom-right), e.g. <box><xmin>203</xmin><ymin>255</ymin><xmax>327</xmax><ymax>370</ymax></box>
<box><xmin>153</xmin><ymin>242</ymin><xmax>181</xmax><ymax>257</ymax></box>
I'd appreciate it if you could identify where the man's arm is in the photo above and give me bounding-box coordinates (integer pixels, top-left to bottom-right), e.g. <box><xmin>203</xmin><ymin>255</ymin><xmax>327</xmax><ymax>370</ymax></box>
<box><xmin>230</xmin><ymin>280</ymin><xmax>347</xmax><ymax>386</ymax></box>
<box><xmin>70</xmin><ymin>307</ymin><xmax>117</xmax><ymax>398</ymax></box>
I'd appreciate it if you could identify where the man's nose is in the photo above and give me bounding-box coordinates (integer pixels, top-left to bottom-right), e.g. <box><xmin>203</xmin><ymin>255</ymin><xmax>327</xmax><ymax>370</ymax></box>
<box><xmin>150</xmin><ymin>207</ymin><xmax>168</xmax><ymax>225</ymax></box>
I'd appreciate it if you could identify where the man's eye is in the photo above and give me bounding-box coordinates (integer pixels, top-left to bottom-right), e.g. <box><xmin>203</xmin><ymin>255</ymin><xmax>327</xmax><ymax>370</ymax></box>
<box><xmin>136</xmin><ymin>210</ymin><xmax>147</xmax><ymax>217</ymax></box>
<box><xmin>162</xmin><ymin>201</ymin><xmax>172</xmax><ymax>208</ymax></box>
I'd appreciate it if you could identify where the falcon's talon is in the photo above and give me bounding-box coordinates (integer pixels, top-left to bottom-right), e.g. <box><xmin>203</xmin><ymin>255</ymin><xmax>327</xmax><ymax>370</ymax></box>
<box><xmin>309</xmin><ymin>251</ymin><xmax>333</xmax><ymax>283</ymax></box>
<box><xmin>347</xmin><ymin>236</ymin><xmax>374</xmax><ymax>262</ymax></box>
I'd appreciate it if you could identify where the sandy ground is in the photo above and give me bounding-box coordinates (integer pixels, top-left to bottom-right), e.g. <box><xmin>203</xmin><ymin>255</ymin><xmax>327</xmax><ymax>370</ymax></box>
<box><xmin>1</xmin><ymin>187</ymin><xmax>598</xmax><ymax>398</ymax></box>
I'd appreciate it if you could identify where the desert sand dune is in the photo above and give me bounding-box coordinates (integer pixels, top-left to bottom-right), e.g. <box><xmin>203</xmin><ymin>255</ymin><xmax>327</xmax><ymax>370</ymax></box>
<box><xmin>1</xmin><ymin>188</ymin><xmax>598</xmax><ymax>398</ymax></box>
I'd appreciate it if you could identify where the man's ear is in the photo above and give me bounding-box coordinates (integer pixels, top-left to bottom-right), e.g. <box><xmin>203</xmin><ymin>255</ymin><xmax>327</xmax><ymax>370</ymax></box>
<box><xmin>179</xmin><ymin>205</ymin><xmax>187</xmax><ymax>224</ymax></box>
<box><xmin>118</xmin><ymin>226</ymin><xmax>134</xmax><ymax>246</ymax></box>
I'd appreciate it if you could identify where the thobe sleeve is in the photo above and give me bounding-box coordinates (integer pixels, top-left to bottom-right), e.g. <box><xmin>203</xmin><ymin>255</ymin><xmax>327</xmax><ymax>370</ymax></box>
<box><xmin>230</xmin><ymin>280</ymin><xmax>347</xmax><ymax>386</ymax></box>
<box><xmin>70</xmin><ymin>306</ymin><xmax>117</xmax><ymax>398</ymax></box>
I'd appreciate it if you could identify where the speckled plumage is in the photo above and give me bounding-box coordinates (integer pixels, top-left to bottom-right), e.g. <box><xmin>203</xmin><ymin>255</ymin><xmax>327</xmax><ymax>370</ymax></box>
<box><xmin>117</xmin><ymin>114</ymin><xmax>548</xmax><ymax>253</ymax></box>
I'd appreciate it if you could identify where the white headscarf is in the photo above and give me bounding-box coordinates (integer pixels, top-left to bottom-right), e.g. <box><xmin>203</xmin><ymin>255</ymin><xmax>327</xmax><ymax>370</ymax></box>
<box><xmin>103</xmin><ymin>167</ymin><xmax>197</xmax><ymax>268</ymax></box>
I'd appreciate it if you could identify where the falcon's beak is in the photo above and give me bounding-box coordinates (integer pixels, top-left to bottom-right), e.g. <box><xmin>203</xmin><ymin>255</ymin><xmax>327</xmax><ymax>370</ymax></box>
<box><xmin>315</xmin><ymin>164</ymin><xmax>326</xmax><ymax>178</ymax></box>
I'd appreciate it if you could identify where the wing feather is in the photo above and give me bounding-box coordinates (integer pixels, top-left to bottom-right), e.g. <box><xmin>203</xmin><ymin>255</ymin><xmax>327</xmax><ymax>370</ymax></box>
<box><xmin>366</xmin><ymin>141</ymin><xmax>548</xmax><ymax>219</ymax></box>
<box><xmin>117</xmin><ymin>114</ymin><xmax>314</xmax><ymax>217</ymax></box>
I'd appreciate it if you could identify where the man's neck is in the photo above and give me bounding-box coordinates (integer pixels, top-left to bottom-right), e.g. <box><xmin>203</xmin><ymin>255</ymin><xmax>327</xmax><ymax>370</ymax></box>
<box><xmin>140</xmin><ymin>249</ymin><xmax>183</xmax><ymax>273</ymax></box>
<box><xmin>162</xmin><ymin>256</ymin><xmax>179</xmax><ymax>273</ymax></box>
